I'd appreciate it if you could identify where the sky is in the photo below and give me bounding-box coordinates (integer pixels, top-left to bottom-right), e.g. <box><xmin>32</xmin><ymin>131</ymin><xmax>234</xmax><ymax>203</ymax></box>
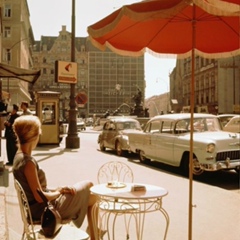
<box><xmin>27</xmin><ymin>0</ymin><xmax>176</xmax><ymax>98</ymax></box>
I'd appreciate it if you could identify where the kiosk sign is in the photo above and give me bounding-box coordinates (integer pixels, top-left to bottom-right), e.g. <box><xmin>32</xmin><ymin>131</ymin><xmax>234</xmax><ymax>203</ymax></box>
<box><xmin>55</xmin><ymin>61</ymin><xmax>77</xmax><ymax>83</ymax></box>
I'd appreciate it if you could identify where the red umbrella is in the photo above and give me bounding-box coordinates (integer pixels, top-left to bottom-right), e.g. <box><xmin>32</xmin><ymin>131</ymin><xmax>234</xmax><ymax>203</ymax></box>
<box><xmin>88</xmin><ymin>0</ymin><xmax>239</xmax><ymax>58</ymax></box>
<box><xmin>87</xmin><ymin>0</ymin><xmax>240</xmax><ymax>239</ymax></box>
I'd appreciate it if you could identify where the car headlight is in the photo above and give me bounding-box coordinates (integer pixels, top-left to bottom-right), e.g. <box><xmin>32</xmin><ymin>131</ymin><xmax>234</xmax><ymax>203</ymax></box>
<box><xmin>206</xmin><ymin>143</ymin><xmax>215</xmax><ymax>153</ymax></box>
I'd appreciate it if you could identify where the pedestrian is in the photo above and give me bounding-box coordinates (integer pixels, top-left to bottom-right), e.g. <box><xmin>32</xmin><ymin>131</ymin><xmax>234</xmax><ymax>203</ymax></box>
<box><xmin>4</xmin><ymin>104</ymin><xmax>20</xmax><ymax>166</ymax></box>
<box><xmin>12</xmin><ymin>115</ymin><xmax>105</xmax><ymax>239</ymax></box>
<box><xmin>20</xmin><ymin>101</ymin><xmax>33</xmax><ymax>115</ymax></box>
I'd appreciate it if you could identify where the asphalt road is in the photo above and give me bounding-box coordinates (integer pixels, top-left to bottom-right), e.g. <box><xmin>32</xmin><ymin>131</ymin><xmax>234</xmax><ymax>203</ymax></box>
<box><xmin>2</xmin><ymin>127</ymin><xmax>240</xmax><ymax>239</ymax></box>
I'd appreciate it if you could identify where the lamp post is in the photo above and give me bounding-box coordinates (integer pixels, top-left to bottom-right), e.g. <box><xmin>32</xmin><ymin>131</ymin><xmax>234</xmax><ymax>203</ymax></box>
<box><xmin>147</xmin><ymin>100</ymin><xmax>159</xmax><ymax>117</ymax></box>
<box><xmin>65</xmin><ymin>0</ymin><xmax>80</xmax><ymax>148</ymax></box>
<box><xmin>6</xmin><ymin>37</ymin><xmax>29</xmax><ymax>93</ymax></box>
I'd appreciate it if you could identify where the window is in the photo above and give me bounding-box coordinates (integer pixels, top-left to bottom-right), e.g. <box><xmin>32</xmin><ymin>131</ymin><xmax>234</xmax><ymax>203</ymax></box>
<box><xmin>81</xmin><ymin>45</ymin><xmax>85</xmax><ymax>52</ymax></box>
<box><xmin>149</xmin><ymin>121</ymin><xmax>161</xmax><ymax>133</ymax></box>
<box><xmin>161</xmin><ymin>121</ymin><xmax>173</xmax><ymax>134</ymax></box>
<box><xmin>4</xmin><ymin>4</ymin><xmax>11</xmax><ymax>17</ymax></box>
<box><xmin>175</xmin><ymin>120</ymin><xmax>188</xmax><ymax>134</ymax></box>
<box><xmin>42</xmin><ymin>102</ymin><xmax>56</xmax><ymax>125</ymax></box>
<box><xmin>5</xmin><ymin>49</ymin><xmax>11</xmax><ymax>62</ymax></box>
<box><xmin>4</xmin><ymin>27</ymin><xmax>11</xmax><ymax>38</ymax></box>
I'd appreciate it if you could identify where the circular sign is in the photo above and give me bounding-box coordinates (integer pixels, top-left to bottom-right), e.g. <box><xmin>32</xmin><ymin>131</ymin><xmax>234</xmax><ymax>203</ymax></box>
<box><xmin>75</xmin><ymin>92</ymin><xmax>88</xmax><ymax>104</ymax></box>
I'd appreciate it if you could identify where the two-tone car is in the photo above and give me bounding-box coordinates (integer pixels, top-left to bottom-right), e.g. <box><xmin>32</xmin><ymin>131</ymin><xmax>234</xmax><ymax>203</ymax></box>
<box><xmin>128</xmin><ymin>113</ymin><xmax>240</xmax><ymax>175</ymax></box>
<box><xmin>98</xmin><ymin>117</ymin><xmax>142</xmax><ymax>156</ymax></box>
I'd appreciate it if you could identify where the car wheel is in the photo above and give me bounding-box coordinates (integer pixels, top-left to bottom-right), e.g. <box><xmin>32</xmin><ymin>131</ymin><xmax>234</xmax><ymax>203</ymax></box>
<box><xmin>180</xmin><ymin>157</ymin><xmax>189</xmax><ymax>177</ymax></box>
<box><xmin>99</xmin><ymin>141</ymin><xmax>105</xmax><ymax>151</ymax></box>
<box><xmin>116</xmin><ymin>141</ymin><xmax>123</xmax><ymax>156</ymax></box>
<box><xmin>139</xmin><ymin>150</ymin><xmax>150</xmax><ymax>163</ymax></box>
<box><xmin>181</xmin><ymin>155</ymin><xmax>203</xmax><ymax>176</ymax></box>
<box><xmin>192</xmin><ymin>158</ymin><xmax>203</xmax><ymax>175</ymax></box>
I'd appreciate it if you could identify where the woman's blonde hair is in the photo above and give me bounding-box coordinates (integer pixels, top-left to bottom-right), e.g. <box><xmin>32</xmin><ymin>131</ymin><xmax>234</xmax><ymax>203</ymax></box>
<box><xmin>13</xmin><ymin>115</ymin><xmax>42</xmax><ymax>144</ymax></box>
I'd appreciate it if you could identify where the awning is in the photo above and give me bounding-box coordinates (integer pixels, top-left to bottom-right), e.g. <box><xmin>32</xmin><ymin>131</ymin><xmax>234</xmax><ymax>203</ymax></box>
<box><xmin>0</xmin><ymin>62</ymin><xmax>41</xmax><ymax>84</ymax></box>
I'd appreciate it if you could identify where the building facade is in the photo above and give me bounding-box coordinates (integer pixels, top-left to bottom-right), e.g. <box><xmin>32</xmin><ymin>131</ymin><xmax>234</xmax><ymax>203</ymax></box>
<box><xmin>32</xmin><ymin>26</ymin><xmax>145</xmax><ymax>119</ymax></box>
<box><xmin>87</xmin><ymin>43</ymin><xmax>145</xmax><ymax>117</ymax></box>
<box><xmin>146</xmin><ymin>55</ymin><xmax>240</xmax><ymax>117</ymax></box>
<box><xmin>0</xmin><ymin>0</ymin><xmax>35</xmax><ymax>104</ymax></box>
<box><xmin>170</xmin><ymin>56</ymin><xmax>240</xmax><ymax>114</ymax></box>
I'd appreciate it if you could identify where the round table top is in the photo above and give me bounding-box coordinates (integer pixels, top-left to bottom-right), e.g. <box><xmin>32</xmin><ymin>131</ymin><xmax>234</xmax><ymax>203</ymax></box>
<box><xmin>90</xmin><ymin>183</ymin><xmax>168</xmax><ymax>200</ymax></box>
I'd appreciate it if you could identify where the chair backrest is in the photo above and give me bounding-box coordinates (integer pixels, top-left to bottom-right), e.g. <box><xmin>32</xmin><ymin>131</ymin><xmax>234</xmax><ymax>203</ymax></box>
<box><xmin>14</xmin><ymin>179</ymin><xmax>38</xmax><ymax>239</ymax></box>
<box><xmin>97</xmin><ymin>161</ymin><xmax>134</xmax><ymax>184</ymax></box>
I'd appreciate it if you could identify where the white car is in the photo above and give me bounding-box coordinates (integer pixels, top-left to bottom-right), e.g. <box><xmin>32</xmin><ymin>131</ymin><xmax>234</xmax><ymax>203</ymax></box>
<box><xmin>223</xmin><ymin>116</ymin><xmax>240</xmax><ymax>133</ymax></box>
<box><xmin>218</xmin><ymin>114</ymin><xmax>238</xmax><ymax>127</ymax></box>
<box><xmin>128</xmin><ymin>113</ymin><xmax>240</xmax><ymax>175</ymax></box>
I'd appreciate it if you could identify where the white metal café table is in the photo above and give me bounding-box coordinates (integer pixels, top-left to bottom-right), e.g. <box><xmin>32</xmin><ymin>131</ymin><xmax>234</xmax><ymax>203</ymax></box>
<box><xmin>90</xmin><ymin>183</ymin><xmax>169</xmax><ymax>240</ymax></box>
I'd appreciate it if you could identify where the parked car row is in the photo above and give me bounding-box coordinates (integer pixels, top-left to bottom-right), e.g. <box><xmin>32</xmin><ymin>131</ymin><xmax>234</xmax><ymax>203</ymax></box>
<box><xmin>97</xmin><ymin>113</ymin><xmax>240</xmax><ymax>176</ymax></box>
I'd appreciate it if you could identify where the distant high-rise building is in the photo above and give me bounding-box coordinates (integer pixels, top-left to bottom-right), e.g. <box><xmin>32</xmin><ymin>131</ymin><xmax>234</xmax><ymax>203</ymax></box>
<box><xmin>32</xmin><ymin>26</ymin><xmax>145</xmax><ymax>119</ymax></box>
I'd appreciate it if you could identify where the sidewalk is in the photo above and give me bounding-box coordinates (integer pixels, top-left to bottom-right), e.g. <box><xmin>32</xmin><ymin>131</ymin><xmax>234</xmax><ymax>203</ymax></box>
<box><xmin>0</xmin><ymin>127</ymin><xmax>99</xmax><ymax>239</ymax></box>
<box><xmin>0</xmin><ymin>188</ymin><xmax>6</xmax><ymax>239</ymax></box>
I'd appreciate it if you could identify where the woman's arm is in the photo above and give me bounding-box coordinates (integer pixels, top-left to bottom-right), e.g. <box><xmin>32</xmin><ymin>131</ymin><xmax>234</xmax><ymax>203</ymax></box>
<box><xmin>24</xmin><ymin>161</ymin><xmax>61</xmax><ymax>202</ymax></box>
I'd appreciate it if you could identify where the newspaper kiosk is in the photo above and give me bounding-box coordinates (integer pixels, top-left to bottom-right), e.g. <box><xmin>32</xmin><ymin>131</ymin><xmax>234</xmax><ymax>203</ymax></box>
<box><xmin>36</xmin><ymin>91</ymin><xmax>61</xmax><ymax>144</ymax></box>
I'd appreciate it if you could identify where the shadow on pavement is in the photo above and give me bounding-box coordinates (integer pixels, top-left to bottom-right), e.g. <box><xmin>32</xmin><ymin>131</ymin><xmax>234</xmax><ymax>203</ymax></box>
<box><xmin>127</xmin><ymin>154</ymin><xmax>240</xmax><ymax>191</ymax></box>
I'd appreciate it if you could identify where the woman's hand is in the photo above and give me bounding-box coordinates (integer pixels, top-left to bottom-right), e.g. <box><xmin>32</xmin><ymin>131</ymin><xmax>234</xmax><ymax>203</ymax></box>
<box><xmin>59</xmin><ymin>186</ymin><xmax>76</xmax><ymax>195</ymax></box>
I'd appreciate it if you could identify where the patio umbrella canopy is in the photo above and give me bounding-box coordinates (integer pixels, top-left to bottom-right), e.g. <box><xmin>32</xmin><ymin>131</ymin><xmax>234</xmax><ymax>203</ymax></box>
<box><xmin>87</xmin><ymin>0</ymin><xmax>240</xmax><ymax>239</ymax></box>
<box><xmin>88</xmin><ymin>0</ymin><xmax>239</xmax><ymax>58</ymax></box>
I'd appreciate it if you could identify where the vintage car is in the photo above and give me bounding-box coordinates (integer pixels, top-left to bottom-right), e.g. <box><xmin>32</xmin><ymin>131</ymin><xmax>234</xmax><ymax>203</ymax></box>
<box><xmin>98</xmin><ymin>117</ymin><xmax>142</xmax><ymax>156</ymax></box>
<box><xmin>223</xmin><ymin>115</ymin><xmax>240</xmax><ymax>133</ymax></box>
<box><xmin>77</xmin><ymin>118</ymin><xmax>86</xmax><ymax>131</ymax></box>
<box><xmin>128</xmin><ymin>113</ymin><xmax>240</xmax><ymax>175</ymax></box>
<box><xmin>218</xmin><ymin>114</ymin><xmax>238</xmax><ymax>127</ymax></box>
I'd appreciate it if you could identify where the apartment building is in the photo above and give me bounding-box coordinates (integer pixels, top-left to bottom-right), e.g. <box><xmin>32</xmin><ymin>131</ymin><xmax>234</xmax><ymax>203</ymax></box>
<box><xmin>0</xmin><ymin>0</ymin><xmax>35</xmax><ymax>104</ymax></box>
<box><xmin>170</xmin><ymin>56</ymin><xmax>240</xmax><ymax>114</ymax></box>
<box><xmin>146</xmin><ymin>55</ymin><xmax>240</xmax><ymax>117</ymax></box>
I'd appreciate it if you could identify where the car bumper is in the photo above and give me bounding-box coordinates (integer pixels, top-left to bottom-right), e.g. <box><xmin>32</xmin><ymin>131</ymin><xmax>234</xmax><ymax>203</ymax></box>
<box><xmin>200</xmin><ymin>159</ymin><xmax>240</xmax><ymax>171</ymax></box>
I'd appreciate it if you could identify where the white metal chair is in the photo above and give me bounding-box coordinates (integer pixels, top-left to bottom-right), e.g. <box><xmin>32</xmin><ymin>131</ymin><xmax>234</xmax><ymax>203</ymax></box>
<box><xmin>97</xmin><ymin>161</ymin><xmax>134</xmax><ymax>184</ymax></box>
<box><xmin>14</xmin><ymin>179</ymin><xmax>89</xmax><ymax>240</ymax></box>
<box><xmin>96</xmin><ymin>161</ymin><xmax>138</xmax><ymax>239</ymax></box>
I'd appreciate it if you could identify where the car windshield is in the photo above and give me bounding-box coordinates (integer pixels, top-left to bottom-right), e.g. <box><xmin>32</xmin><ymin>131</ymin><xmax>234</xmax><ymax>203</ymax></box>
<box><xmin>175</xmin><ymin>117</ymin><xmax>221</xmax><ymax>133</ymax></box>
<box><xmin>117</xmin><ymin>121</ymin><xmax>141</xmax><ymax>130</ymax></box>
<box><xmin>219</xmin><ymin>116</ymin><xmax>235</xmax><ymax>127</ymax></box>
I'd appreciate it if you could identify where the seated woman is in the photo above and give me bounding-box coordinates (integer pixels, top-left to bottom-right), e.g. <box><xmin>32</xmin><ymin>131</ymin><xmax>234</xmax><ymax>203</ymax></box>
<box><xmin>12</xmin><ymin>115</ymin><xmax>100</xmax><ymax>240</ymax></box>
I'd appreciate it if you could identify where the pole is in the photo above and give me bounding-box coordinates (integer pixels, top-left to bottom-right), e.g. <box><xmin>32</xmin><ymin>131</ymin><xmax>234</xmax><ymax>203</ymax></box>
<box><xmin>188</xmin><ymin>4</ymin><xmax>196</xmax><ymax>240</ymax></box>
<box><xmin>0</xmin><ymin>80</ymin><xmax>2</xmax><ymax>157</ymax></box>
<box><xmin>65</xmin><ymin>0</ymin><xmax>80</xmax><ymax>148</ymax></box>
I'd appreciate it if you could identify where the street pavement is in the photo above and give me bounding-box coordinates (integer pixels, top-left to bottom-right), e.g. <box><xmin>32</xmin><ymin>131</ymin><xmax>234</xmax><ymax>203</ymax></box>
<box><xmin>0</xmin><ymin>127</ymin><xmax>240</xmax><ymax>240</ymax></box>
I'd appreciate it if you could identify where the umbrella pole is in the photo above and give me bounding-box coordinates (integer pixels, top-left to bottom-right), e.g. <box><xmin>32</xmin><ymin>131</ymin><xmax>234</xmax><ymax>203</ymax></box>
<box><xmin>189</xmin><ymin>4</ymin><xmax>196</xmax><ymax>240</ymax></box>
